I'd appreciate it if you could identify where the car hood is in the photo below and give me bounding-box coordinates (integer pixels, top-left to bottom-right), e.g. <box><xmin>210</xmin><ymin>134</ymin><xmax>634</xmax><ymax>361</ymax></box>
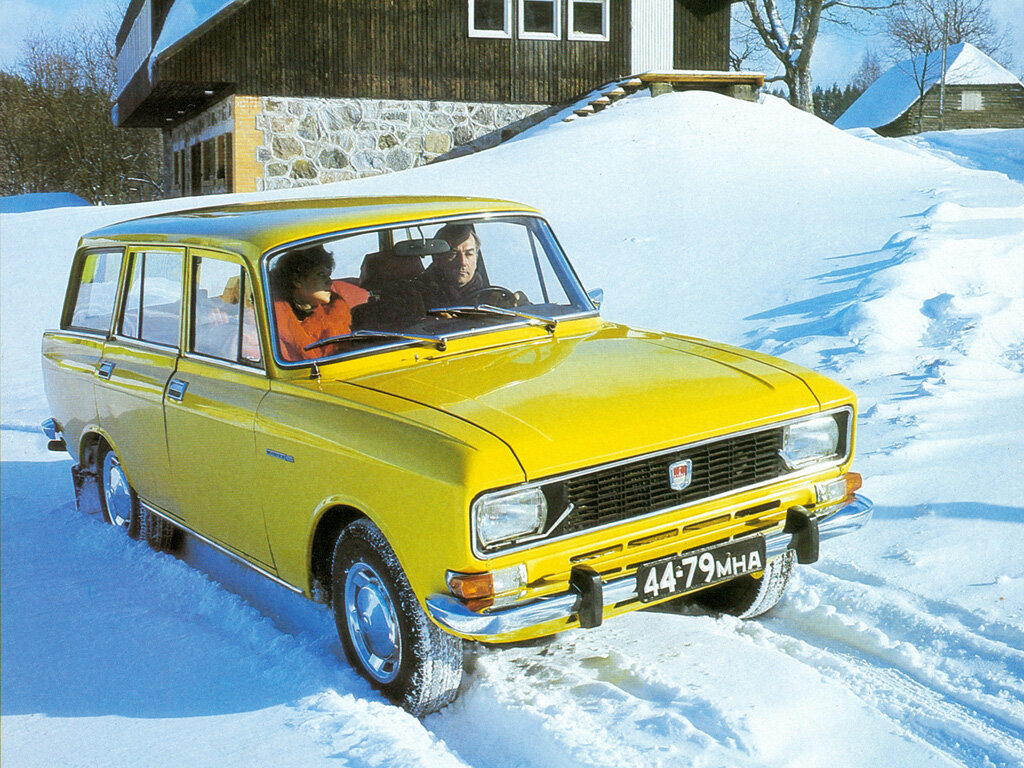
<box><xmin>347</xmin><ymin>324</ymin><xmax>824</xmax><ymax>479</ymax></box>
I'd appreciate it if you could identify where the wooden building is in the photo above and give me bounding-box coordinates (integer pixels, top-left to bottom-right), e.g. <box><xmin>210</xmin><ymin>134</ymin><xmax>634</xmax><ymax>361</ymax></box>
<box><xmin>115</xmin><ymin>0</ymin><xmax>739</xmax><ymax>196</ymax></box>
<box><xmin>836</xmin><ymin>42</ymin><xmax>1024</xmax><ymax>137</ymax></box>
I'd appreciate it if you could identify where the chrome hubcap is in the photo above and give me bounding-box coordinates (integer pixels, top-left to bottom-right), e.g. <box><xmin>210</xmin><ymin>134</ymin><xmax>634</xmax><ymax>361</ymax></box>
<box><xmin>102</xmin><ymin>452</ymin><xmax>133</xmax><ymax>531</ymax></box>
<box><xmin>344</xmin><ymin>562</ymin><xmax>401</xmax><ymax>683</ymax></box>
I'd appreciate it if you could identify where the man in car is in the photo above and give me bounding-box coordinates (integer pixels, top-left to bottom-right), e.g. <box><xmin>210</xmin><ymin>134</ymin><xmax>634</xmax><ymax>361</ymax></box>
<box><xmin>353</xmin><ymin>223</ymin><xmax>513</xmax><ymax>329</ymax></box>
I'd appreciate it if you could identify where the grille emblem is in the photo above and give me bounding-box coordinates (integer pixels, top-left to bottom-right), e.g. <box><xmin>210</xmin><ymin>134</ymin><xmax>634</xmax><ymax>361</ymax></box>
<box><xmin>668</xmin><ymin>459</ymin><xmax>693</xmax><ymax>491</ymax></box>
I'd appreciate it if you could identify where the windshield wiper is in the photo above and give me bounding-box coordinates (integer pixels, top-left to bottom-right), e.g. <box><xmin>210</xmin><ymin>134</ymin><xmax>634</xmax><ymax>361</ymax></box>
<box><xmin>305</xmin><ymin>329</ymin><xmax>447</xmax><ymax>352</ymax></box>
<box><xmin>427</xmin><ymin>304</ymin><xmax>558</xmax><ymax>333</ymax></box>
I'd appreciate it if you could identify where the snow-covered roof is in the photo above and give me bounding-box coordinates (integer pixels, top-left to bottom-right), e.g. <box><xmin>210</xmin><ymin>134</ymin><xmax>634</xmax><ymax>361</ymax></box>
<box><xmin>151</xmin><ymin>0</ymin><xmax>252</xmax><ymax>65</ymax></box>
<box><xmin>835</xmin><ymin>42</ymin><xmax>1023</xmax><ymax>130</ymax></box>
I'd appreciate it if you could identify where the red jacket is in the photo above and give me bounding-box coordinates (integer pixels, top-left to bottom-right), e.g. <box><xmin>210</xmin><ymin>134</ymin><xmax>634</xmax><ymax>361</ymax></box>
<box><xmin>274</xmin><ymin>281</ymin><xmax>367</xmax><ymax>361</ymax></box>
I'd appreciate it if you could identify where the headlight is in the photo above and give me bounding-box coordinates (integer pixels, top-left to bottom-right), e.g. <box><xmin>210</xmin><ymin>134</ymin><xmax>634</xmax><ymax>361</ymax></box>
<box><xmin>473</xmin><ymin>487</ymin><xmax>547</xmax><ymax>548</ymax></box>
<box><xmin>780</xmin><ymin>415</ymin><xmax>840</xmax><ymax>469</ymax></box>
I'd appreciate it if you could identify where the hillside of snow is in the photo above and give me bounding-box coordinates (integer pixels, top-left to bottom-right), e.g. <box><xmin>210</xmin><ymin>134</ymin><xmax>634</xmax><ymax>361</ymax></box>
<box><xmin>2</xmin><ymin>92</ymin><xmax>1023</xmax><ymax>767</ymax></box>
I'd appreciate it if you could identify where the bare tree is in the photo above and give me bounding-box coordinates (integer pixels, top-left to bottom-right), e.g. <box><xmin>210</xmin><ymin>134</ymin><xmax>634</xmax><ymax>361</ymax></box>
<box><xmin>886</xmin><ymin>0</ymin><xmax>1009</xmax><ymax>61</ymax></box>
<box><xmin>738</xmin><ymin>0</ymin><xmax>899</xmax><ymax>113</ymax></box>
<box><xmin>0</xmin><ymin>4</ymin><xmax>162</xmax><ymax>203</ymax></box>
<box><xmin>850</xmin><ymin>47</ymin><xmax>885</xmax><ymax>90</ymax></box>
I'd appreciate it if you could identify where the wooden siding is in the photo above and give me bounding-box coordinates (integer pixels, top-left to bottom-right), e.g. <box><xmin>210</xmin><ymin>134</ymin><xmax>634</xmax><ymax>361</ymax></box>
<box><xmin>158</xmin><ymin>0</ymin><xmax>633</xmax><ymax>106</ymax></box>
<box><xmin>674</xmin><ymin>0</ymin><xmax>730</xmax><ymax>71</ymax></box>
<box><xmin>879</xmin><ymin>83</ymin><xmax>1024</xmax><ymax>136</ymax></box>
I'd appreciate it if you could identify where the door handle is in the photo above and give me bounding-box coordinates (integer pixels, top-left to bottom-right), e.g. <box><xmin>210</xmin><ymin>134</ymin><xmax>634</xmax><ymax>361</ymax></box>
<box><xmin>97</xmin><ymin>361</ymin><xmax>115</xmax><ymax>380</ymax></box>
<box><xmin>167</xmin><ymin>378</ymin><xmax>189</xmax><ymax>402</ymax></box>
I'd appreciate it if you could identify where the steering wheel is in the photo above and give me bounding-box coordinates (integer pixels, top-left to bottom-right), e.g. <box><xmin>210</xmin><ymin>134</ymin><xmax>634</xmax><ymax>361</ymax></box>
<box><xmin>464</xmin><ymin>286</ymin><xmax>517</xmax><ymax>307</ymax></box>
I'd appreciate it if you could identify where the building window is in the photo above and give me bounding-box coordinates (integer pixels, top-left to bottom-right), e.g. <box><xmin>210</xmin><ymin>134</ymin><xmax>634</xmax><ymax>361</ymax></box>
<box><xmin>202</xmin><ymin>139</ymin><xmax>215</xmax><ymax>182</ymax></box>
<box><xmin>519</xmin><ymin>0</ymin><xmax>560</xmax><ymax>40</ymax></box>
<box><xmin>960</xmin><ymin>91</ymin><xmax>983</xmax><ymax>111</ymax></box>
<box><xmin>470</xmin><ymin>0</ymin><xmax>511</xmax><ymax>38</ymax></box>
<box><xmin>173</xmin><ymin>151</ymin><xmax>182</xmax><ymax>190</ymax></box>
<box><xmin>568</xmin><ymin>0</ymin><xmax>609</xmax><ymax>41</ymax></box>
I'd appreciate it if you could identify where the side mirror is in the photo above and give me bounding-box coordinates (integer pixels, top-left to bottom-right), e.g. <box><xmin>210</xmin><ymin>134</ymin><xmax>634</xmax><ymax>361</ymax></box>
<box><xmin>587</xmin><ymin>288</ymin><xmax>604</xmax><ymax>309</ymax></box>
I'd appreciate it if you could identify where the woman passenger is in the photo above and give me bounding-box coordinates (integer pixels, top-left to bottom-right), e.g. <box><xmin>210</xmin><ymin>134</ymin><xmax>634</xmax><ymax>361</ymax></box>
<box><xmin>271</xmin><ymin>244</ymin><xmax>366</xmax><ymax>361</ymax></box>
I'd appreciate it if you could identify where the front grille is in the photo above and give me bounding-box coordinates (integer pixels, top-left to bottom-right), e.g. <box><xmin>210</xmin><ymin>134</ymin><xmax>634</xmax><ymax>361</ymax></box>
<box><xmin>555</xmin><ymin>428</ymin><xmax>785</xmax><ymax>536</ymax></box>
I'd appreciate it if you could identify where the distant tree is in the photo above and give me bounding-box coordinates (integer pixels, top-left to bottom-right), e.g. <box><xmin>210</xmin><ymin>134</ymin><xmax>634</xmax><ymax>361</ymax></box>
<box><xmin>883</xmin><ymin>0</ymin><xmax>1011</xmax><ymax>131</ymax></box>
<box><xmin>886</xmin><ymin>0</ymin><xmax>1009</xmax><ymax>62</ymax></box>
<box><xmin>813</xmin><ymin>83</ymin><xmax>863</xmax><ymax>123</ymax></box>
<box><xmin>850</xmin><ymin>48</ymin><xmax>885</xmax><ymax>91</ymax></box>
<box><xmin>737</xmin><ymin>0</ymin><xmax>899</xmax><ymax>113</ymax></box>
<box><xmin>0</xmin><ymin>6</ymin><xmax>162</xmax><ymax>203</ymax></box>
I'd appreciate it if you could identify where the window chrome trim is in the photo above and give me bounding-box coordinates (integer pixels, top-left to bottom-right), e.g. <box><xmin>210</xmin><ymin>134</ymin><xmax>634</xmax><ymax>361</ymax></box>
<box><xmin>107</xmin><ymin>334</ymin><xmax>181</xmax><ymax>355</ymax></box>
<box><xmin>180</xmin><ymin>351</ymin><xmax>268</xmax><ymax>377</ymax></box>
<box><xmin>470</xmin><ymin>405</ymin><xmax>855</xmax><ymax>559</ymax></box>
<box><xmin>142</xmin><ymin>502</ymin><xmax>303</xmax><ymax>595</ymax></box>
<box><xmin>261</xmin><ymin>211</ymin><xmax>597</xmax><ymax>371</ymax></box>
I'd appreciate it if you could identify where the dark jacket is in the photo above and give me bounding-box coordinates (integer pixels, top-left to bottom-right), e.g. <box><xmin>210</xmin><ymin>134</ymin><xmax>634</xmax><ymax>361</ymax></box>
<box><xmin>353</xmin><ymin>264</ymin><xmax>487</xmax><ymax>330</ymax></box>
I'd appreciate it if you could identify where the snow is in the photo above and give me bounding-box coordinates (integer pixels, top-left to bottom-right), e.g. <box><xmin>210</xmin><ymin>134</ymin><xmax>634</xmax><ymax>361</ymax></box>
<box><xmin>4</xmin><ymin>91</ymin><xmax>1024</xmax><ymax>767</ymax></box>
<box><xmin>0</xmin><ymin>192</ymin><xmax>91</xmax><ymax>214</ymax></box>
<box><xmin>150</xmin><ymin>0</ymin><xmax>249</xmax><ymax>64</ymax></box>
<box><xmin>835</xmin><ymin>42</ymin><xmax>1024</xmax><ymax>130</ymax></box>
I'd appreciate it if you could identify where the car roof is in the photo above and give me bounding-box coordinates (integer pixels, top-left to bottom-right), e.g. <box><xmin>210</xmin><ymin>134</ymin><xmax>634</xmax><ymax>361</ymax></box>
<box><xmin>79</xmin><ymin>195</ymin><xmax>540</xmax><ymax>261</ymax></box>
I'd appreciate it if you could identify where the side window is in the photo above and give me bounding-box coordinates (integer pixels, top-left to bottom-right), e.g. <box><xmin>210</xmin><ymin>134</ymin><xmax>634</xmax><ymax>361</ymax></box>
<box><xmin>68</xmin><ymin>249</ymin><xmax>124</xmax><ymax>332</ymax></box>
<box><xmin>469</xmin><ymin>219</ymin><xmax>570</xmax><ymax>307</ymax></box>
<box><xmin>519</xmin><ymin>0</ymin><xmax>559</xmax><ymax>39</ymax></box>
<box><xmin>568</xmin><ymin>0</ymin><xmax>609</xmax><ymax>41</ymax></box>
<box><xmin>119</xmin><ymin>250</ymin><xmax>184</xmax><ymax>348</ymax></box>
<box><xmin>469</xmin><ymin>0</ymin><xmax>511</xmax><ymax>38</ymax></box>
<box><xmin>191</xmin><ymin>255</ymin><xmax>262</xmax><ymax>367</ymax></box>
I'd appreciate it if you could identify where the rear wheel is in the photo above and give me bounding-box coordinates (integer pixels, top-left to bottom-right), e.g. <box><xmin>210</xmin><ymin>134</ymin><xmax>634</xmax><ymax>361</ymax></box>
<box><xmin>331</xmin><ymin>519</ymin><xmax>463</xmax><ymax>716</ymax></box>
<box><xmin>99</xmin><ymin>446</ymin><xmax>140</xmax><ymax>540</ymax></box>
<box><xmin>691</xmin><ymin>550</ymin><xmax>794</xmax><ymax>618</ymax></box>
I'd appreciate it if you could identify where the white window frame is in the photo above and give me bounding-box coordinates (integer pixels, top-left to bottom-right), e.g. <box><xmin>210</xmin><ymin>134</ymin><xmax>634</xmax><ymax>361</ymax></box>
<box><xmin>568</xmin><ymin>0</ymin><xmax>609</xmax><ymax>42</ymax></box>
<box><xmin>469</xmin><ymin>0</ymin><xmax>512</xmax><ymax>39</ymax></box>
<box><xmin>960</xmin><ymin>90</ymin><xmax>983</xmax><ymax>111</ymax></box>
<box><xmin>518</xmin><ymin>0</ymin><xmax>561</xmax><ymax>41</ymax></box>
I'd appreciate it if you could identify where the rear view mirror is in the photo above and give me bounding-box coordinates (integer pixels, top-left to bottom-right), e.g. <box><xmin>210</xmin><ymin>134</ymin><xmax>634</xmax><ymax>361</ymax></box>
<box><xmin>393</xmin><ymin>238</ymin><xmax>451</xmax><ymax>258</ymax></box>
<box><xmin>587</xmin><ymin>288</ymin><xmax>604</xmax><ymax>309</ymax></box>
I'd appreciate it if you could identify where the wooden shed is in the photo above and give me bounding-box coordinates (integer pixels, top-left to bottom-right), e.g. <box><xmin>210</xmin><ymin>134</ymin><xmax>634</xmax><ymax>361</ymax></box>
<box><xmin>835</xmin><ymin>42</ymin><xmax>1024</xmax><ymax>137</ymax></box>
<box><xmin>114</xmin><ymin>0</ymin><xmax>739</xmax><ymax>195</ymax></box>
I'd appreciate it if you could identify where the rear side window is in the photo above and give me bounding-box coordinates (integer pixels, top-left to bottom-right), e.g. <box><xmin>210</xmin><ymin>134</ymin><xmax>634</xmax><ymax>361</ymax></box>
<box><xmin>68</xmin><ymin>250</ymin><xmax>124</xmax><ymax>333</ymax></box>
<box><xmin>191</xmin><ymin>254</ymin><xmax>262</xmax><ymax>367</ymax></box>
<box><xmin>119</xmin><ymin>250</ymin><xmax>184</xmax><ymax>348</ymax></box>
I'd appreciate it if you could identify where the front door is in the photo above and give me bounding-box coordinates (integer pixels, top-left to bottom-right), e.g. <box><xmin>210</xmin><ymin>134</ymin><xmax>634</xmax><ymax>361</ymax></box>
<box><xmin>164</xmin><ymin>248</ymin><xmax>273</xmax><ymax>565</ymax></box>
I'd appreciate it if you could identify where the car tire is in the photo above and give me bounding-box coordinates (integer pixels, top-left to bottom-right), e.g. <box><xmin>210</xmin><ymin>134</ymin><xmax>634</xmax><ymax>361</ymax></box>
<box><xmin>142</xmin><ymin>506</ymin><xmax>179</xmax><ymax>553</ymax></box>
<box><xmin>691</xmin><ymin>550</ymin><xmax>794</xmax><ymax>619</ymax></box>
<box><xmin>331</xmin><ymin>518</ymin><xmax>463</xmax><ymax>716</ymax></box>
<box><xmin>98</xmin><ymin>444</ymin><xmax>141</xmax><ymax>540</ymax></box>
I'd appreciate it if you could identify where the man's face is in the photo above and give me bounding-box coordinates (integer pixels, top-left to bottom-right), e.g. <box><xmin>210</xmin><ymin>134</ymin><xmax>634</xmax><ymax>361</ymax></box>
<box><xmin>437</xmin><ymin>234</ymin><xmax>478</xmax><ymax>288</ymax></box>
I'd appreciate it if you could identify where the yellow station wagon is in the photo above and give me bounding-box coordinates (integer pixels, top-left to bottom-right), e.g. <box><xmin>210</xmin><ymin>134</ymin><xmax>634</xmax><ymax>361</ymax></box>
<box><xmin>41</xmin><ymin>196</ymin><xmax>871</xmax><ymax>714</ymax></box>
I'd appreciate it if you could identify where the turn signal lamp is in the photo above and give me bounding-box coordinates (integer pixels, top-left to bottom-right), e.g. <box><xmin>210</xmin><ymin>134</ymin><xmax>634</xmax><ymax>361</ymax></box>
<box><xmin>815</xmin><ymin>472</ymin><xmax>863</xmax><ymax>506</ymax></box>
<box><xmin>447</xmin><ymin>564</ymin><xmax>527</xmax><ymax>610</ymax></box>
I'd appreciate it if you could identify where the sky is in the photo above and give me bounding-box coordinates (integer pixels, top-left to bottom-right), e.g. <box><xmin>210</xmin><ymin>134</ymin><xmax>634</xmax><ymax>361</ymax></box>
<box><xmin>0</xmin><ymin>0</ymin><xmax>1022</xmax><ymax>87</ymax></box>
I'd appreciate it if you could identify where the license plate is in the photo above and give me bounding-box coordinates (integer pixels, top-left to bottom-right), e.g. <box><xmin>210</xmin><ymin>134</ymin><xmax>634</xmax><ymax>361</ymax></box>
<box><xmin>636</xmin><ymin>537</ymin><xmax>767</xmax><ymax>603</ymax></box>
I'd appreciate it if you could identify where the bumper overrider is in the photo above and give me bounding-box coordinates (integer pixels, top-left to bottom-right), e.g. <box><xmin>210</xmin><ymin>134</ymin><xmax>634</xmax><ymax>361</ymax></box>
<box><xmin>427</xmin><ymin>494</ymin><xmax>873</xmax><ymax>641</ymax></box>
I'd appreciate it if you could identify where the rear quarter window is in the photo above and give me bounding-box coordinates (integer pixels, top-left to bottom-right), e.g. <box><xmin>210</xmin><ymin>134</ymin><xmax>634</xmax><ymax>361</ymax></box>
<box><xmin>67</xmin><ymin>249</ymin><xmax>124</xmax><ymax>333</ymax></box>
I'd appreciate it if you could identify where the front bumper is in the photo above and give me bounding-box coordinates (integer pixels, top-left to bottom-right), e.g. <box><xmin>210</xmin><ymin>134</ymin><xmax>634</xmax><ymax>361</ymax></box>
<box><xmin>426</xmin><ymin>494</ymin><xmax>873</xmax><ymax>641</ymax></box>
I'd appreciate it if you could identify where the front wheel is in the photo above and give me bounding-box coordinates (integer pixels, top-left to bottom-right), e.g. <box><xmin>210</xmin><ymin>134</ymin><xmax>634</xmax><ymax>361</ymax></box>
<box><xmin>691</xmin><ymin>550</ymin><xmax>795</xmax><ymax>618</ymax></box>
<box><xmin>331</xmin><ymin>519</ymin><xmax>463</xmax><ymax>715</ymax></box>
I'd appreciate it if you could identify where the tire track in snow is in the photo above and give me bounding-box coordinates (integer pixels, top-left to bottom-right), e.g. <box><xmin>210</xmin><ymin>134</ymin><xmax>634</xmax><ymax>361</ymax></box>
<box><xmin>428</xmin><ymin>638</ymin><xmax>761</xmax><ymax>768</ymax></box>
<box><xmin>741</xmin><ymin>567</ymin><xmax>1024</xmax><ymax>768</ymax></box>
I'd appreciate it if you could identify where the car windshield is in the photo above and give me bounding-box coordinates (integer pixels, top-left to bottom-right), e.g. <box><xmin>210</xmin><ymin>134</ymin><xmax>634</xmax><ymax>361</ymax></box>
<box><xmin>265</xmin><ymin>214</ymin><xmax>593</xmax><ymax>364</ymax></box>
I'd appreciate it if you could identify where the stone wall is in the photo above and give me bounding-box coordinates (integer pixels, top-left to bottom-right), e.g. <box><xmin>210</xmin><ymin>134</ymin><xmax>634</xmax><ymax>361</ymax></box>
<box><xmin>255</xmin><ymin>97</ymin><xmax>549</xmax><ymax>191</ymax></box>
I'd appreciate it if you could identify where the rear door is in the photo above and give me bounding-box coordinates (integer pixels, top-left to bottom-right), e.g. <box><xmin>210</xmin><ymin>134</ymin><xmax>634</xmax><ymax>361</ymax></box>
<box><xmin>96</xmin><ymin>247</ymin><xmax>184</xmax><ymax>515</ymax></box>
<box><xmin>164</xmin><ymin>248</ymin><xmax>273</xmax><ymax>565</ymax></box>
